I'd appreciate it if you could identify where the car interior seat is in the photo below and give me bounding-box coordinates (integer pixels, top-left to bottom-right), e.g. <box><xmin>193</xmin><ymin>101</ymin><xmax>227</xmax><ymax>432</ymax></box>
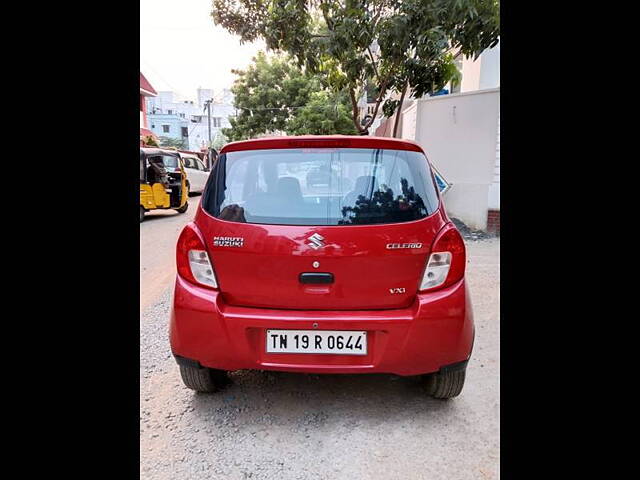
<box><xmin>343</xmin><ymin>175</ymin><xmax>379</xmax><ymax>207</ymax></box>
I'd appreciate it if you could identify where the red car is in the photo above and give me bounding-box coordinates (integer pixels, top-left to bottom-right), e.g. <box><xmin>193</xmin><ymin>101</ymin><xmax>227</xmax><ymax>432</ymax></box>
<box><xmin>170</xmin><ymin>136</ymin><xmax>473</xmax><ymax>399</ymax></box>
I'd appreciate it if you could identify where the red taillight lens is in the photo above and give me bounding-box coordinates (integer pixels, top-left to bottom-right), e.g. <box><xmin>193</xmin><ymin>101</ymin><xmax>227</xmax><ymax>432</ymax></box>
<box><xmin>176</xmin><ymin>223</ymin><xmax>218</xmax><ymax>289</ymax></box>
<box><xmin>419</xmin><ymin>223</ymin><xmax>466</xmax><ymax>292</ymax></box>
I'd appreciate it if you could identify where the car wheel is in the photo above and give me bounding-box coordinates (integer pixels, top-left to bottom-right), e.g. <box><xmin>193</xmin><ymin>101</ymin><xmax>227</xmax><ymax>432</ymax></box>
<box><xmin>140</xmin><ymin>206</ymin><xmax>145</xmax><ymax>223</ymax></box>
<box><xmin>175</xmin><ymin>201</ymin><xmax>189</xmax><ymax>214</ymax></box>
<box><xmin>179</xmin><ymin>365</ymin><xmax>228</xmax><ymax>393</ymax></box>
<box><xmin>424</xmin><ymin>366</ymin><xmax>466</xmax><ymax>399</ymax></box>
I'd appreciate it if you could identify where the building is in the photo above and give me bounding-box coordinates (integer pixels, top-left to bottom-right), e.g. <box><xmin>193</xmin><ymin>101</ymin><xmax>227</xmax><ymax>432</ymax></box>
<box><xmin>373</xmin><ymin>42</ymin><xmax>500</xmax><ymax>233</ymax></box>
<box><xmin>147</xmin><ymin>113</ymin><xmax>189</xmax><ymax>147</ymax></box>
<box><xmin>140</xmin><ymin>72</ymin><xmax>159</xmax><ymax>145</ymax></box>
<box><xmin>147</xmin><ymin>88</ymin><xmax>234</xmax><ymax>151</ymax></box>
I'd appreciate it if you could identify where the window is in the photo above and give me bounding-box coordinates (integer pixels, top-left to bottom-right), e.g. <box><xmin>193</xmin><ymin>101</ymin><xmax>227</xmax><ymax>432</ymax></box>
<box><xmin>183</xmin><ymin>157</ymin><xmax>195</xmax><ymax>169</ymax></box>
<box><xmin>181</xmin><ymin>127</ymin><xmax>188</xmax><ymax>137</ymax></box>
<box><xmin>180</xmin><ymin>113</ymin><xmax>185</xmax><ymax>118</ymax></box>
<box><xmin>151</xmin><ymin>124</ymin><xmax>155</xmax><ymax>128</ymax></box>
<box><xmin>161</xmin><ymin>156</ymin><xmax>179</xmax><ymax>170</ymax></box>
<box><xmin>212</xmin><ymin>117</ymin><xmax>222</xmax><ymax>127</ymax></box>
<box><xmin>162</xmin><ymin>125</ymin><xmax>170</xmax><ymax>133</ymax></box>
<box><xmin>195</xmin><ymin>159</ymin><xmax>206</xmax><ymax>171</ymax></box>
<box><xmin>202</xmin><ymin>148</ymin><xmax>440</xmax><ymax>226</ymax></box>
<box><xmin>168</xmin><ymin>109</ymin><xmax>173</xmax><ymax>115</ymax></box>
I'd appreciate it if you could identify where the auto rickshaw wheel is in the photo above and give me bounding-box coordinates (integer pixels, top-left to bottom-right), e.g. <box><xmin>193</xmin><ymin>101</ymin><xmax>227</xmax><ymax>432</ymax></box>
<box><xmin>140</xmin><ymin>206</ymin><xmax>145</xmax><ymax>223</ymax></box>
<box><xmin>175</xmin><ymin>201</ymin><xmax>189</xmax><ymax>214</ymax></box>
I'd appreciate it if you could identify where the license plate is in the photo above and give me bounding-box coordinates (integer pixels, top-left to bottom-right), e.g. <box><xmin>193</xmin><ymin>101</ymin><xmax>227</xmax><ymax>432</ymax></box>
<box><xmin>266</xmin><ymin>330</ymin><xmax>367</xmax><ymax>355</ymax></box>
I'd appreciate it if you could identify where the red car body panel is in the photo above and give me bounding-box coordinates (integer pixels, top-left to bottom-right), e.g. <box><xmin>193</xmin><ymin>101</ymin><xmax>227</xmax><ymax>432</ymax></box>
<box><xmin>221</xmin><ymin>135</ymin><xmax>424</xmax><ymax>154</ymax></box>
<box><xmin>170</xmin><ymin>135</ymin><xmax>473</xmax><ymax>376</ymax></box>
<box><xmin>196</xmin><ymin>209</ymin><xmax>447</xmax><ymax>310</ymax></box>
<box><xmin>170</xmin><ymin>275</ymin><xmax>473</xmax><ymax>376</ymax></box>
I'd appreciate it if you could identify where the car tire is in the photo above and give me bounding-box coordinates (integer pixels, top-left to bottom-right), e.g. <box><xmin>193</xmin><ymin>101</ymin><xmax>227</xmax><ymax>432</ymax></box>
<box><xmin>175</xmin><ymin>201</ymin><xmax>189</xmax><ymax>214</ymax></box>
<box><xmin>424</xmin><ymin>366</ymin><xmax>466</xmax><ymax>399</ymax></box>
<box><xmin>140</xmin><ymin>206</ymin><xmax>145</xmax><ymax>223</ymax></box>
<box><xmin>179</xmin><ymin>365</ymin><xmax>228</xmax><ymax>393</ymax></box>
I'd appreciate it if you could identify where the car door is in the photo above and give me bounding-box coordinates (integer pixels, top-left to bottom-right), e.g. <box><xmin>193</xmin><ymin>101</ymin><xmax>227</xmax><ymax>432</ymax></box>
<box><xmin>194</xmin><ymin>158</ymin><xmax>209</xmax><ymax>193</ymax></box>
<box><xmin>182</xmin><ymin>157</ymin><xmax>201</xmax><ymax>192</ymax></box>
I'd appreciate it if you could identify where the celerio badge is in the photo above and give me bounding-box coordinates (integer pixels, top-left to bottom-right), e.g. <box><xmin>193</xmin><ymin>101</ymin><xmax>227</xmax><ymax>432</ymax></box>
<box><xmin>386</xmin><ymin>243</ymin><xmax>422</xmax><ymax>249</ymax></box>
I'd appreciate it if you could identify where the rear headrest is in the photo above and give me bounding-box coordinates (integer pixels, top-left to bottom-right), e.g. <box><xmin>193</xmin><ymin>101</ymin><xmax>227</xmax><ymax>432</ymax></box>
<box><xmin>353</xmin><ymin>175</ymin><xmax>378</xmax><ymax>196</ymax></box>
<box><xmin>277</xmin><ymin>176</ymin><xmax>303</xmax><ymax>201</ymax></box>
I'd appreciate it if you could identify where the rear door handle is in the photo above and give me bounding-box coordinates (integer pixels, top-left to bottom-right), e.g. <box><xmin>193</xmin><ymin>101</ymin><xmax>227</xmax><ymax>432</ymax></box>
<box><xmin>299</xmin><ymin>273</ymin><xmax>334</xmax><ymax>284</ymax></box>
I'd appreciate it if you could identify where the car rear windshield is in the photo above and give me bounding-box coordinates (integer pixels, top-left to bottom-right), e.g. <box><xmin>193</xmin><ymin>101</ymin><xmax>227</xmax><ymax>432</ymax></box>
<box><xmin>202</xmin><ymin>147</ymin><xmax>440</xmax><ymax>226</ymax></box>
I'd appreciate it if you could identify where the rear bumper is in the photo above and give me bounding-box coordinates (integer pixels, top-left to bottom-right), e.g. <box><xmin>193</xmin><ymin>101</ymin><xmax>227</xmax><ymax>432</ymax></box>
<box><xmin>170</xmin><ymin>277</ymin><xmax>474</xmax><ymax>376</ymax></box>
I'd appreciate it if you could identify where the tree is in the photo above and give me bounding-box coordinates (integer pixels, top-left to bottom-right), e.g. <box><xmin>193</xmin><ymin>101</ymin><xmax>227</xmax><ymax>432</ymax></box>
<box><xmin>159</xmin><ymin>136</ymin><xmax>187</xmax><ymax>149</ymax></box>
<box><xmin>286</xmin><ymin>91</ymin><xmax>357</xmax><ymax>135</ymax></box>
<box><xmin>223</xmin><ymin>51</ymin><xmax>356</xmax><ymax>140</ymax></box>
<box><xmin>212</xmin><ymin>0</ymin><xmax>500</xmax><ymax>135</ymax></box>
<box><xmin>212</xmin><ymin>130</ymin><xmax>228</xmax><ymax>150</ymax></box>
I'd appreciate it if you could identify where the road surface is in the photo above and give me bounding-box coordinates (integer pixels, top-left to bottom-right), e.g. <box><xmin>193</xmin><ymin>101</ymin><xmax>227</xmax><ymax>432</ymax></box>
<box><xmin>140</xmin><ymin>195</ymin><xmax>200</xmax><ymax>312</ymax></box>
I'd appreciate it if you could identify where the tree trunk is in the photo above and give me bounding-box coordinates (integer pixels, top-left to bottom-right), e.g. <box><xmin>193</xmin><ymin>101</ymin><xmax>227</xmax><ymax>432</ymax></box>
<box><xmin>392</xmin><ymin>82</ymin><xmax>408</xmax><ymax>138</ymax></box>
<box><xmin>348</xmin><ymin>88</ymin><xmax>366</xmax><ymax>134</ymax></box>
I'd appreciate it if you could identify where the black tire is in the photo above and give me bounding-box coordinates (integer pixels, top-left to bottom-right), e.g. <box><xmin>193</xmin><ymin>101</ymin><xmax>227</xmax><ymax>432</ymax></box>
<box><xmin>175</xmin><ymin>201</ymin><xmax>189</xmax><ymax>214</ymax></box>
<box><xmin>179</xmin><ymin>365</ymin><xmax>228</xmax><ymax>393</ymax></box>
<box><xmin>424</xmin><ymin>367</ymin><xmax>466</xmax><ymax>399</ymax></box>
<box><xmin>140</xmin><ymin>206</ymin><xmax>145</xmax><ymax>223</ymax></box>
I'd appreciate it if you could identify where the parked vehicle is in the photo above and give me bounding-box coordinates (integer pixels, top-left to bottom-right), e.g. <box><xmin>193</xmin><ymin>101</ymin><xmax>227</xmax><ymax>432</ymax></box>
<box><xmin>179</xmin><ymin>152</ymin><xmax>210</xmax><ymax>194</ymax></box>
<box><xmin>170</xmin><ymin>136</ymin><xmax>473</xmax><ymax>399</ymax></box>
<box><xmin>140</xmin><ymin>148</ymin><xmax>189</xmax><ymax>222</ymax></box>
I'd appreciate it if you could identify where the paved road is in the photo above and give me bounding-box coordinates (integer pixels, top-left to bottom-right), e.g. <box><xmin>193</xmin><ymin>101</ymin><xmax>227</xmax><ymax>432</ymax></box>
<box><xmin>140</xmin><ymin>195</ymin><xmax>200</xmax><ymax>312</ymax></box>
<box><xmin>140</xmin><ymin>214</ymin><xmax>500</xmax><ymax>479</ymax></box>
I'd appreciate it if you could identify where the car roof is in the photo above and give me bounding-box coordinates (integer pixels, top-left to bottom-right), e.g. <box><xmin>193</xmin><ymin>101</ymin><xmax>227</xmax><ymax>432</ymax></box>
<box><xmin>140</xmin><ymin>147</ymin><xmax>180</xmax><ymax>157</ymax></box>
<box><xmin>220</xmin><ymin>135</ymin><xmax>425</xmax><ymax>154</ymax></box>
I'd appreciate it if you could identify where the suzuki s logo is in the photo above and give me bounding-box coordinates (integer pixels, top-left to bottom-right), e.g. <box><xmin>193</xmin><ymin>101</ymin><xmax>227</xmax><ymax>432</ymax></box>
<box><xmin>307</xmin><ymin>233</ymin><xmax>325</xmax><ymax>250</ymax></box>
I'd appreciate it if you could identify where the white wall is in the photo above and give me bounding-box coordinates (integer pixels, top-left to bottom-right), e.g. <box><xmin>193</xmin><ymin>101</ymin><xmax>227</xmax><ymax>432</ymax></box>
<box><xmin>479</xmin><ymin>42</ymin><xmax>500</xmax><ymax>90</ymax></box>
<box><xmin>455</xmin><ymin>40</ymin><xmax>500</xmax><ymax>93</ymax></box>
<box><xmin>487</xmin><ymin>113</ymin><xmax>500</xmax><ymax>209</ymax></box>
<box><xmin>411</xmin><ymin>88</ymin><xmax>500</xmax><ymax>230</ymax></box>
<box><xmin>401</xmin><ymin>103</ymin><xmax>417</xmax><ymax>140</ymax></box>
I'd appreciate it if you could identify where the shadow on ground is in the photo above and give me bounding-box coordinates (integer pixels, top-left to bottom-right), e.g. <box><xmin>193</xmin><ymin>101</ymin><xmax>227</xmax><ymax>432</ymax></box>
<box><xmin>188</xmin><ymin>370</ymin><xmax>456</xmax><ymax>428</ymax></box>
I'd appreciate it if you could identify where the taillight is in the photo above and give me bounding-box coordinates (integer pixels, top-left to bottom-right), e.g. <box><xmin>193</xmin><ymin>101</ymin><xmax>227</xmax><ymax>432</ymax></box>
<box><xmin>419</xmin><ymin>224</ymin><xmax>466</xmax><ymax>291</ymax></box>
<box><xmin>176</xmin><ymin>223</ymin><xmax>218</xmax><ymax>289</ymax></box>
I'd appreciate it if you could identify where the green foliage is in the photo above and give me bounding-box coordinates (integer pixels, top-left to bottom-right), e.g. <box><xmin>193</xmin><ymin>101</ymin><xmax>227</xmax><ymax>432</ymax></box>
<box><xmin>212</xmin><ymin>131</ymin><xmax>228</xmax><ymax>150</ymax></box>
<box><xmin>158</xmin><ymin>136</ymin><xmax>187</xmax><ymax>149</ymax></box>
<box><xmin>212</xmin><ymin>0</ymin><xmax>500</xmax><ymax>133</ymax></box>
<box><xmin>222</xmin><ymin>52</ymin><xmax>356</xmax><ymax>140</ymax></box>
<box><xmin>142</xmin><ymin>135</ymin><xmax>159</xmax><ymax>147</ymax></box>
<box><xmin>287</xmin><ymin>91</ymin><xmax>357</xmax><ymax>135</ymax></box>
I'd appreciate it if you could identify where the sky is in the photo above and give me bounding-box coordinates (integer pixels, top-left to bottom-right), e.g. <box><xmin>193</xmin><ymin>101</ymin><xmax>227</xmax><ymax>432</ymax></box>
<box><xmin>140</xmin><ymin>0</ymin><xmax>264</xmax><ymax>101</ymax></box>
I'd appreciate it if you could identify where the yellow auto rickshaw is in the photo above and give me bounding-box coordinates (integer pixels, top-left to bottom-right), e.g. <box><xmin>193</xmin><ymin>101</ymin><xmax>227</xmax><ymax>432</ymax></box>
<box><xmin>140</xmin><ymin>148</ymin><xmax>189</xmax><ymax>222</ymax></box>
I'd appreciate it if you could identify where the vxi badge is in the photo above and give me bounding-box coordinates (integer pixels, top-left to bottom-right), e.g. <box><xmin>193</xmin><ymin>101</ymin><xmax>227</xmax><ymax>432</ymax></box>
<box><xmin>386</xmin><ymin>243</ymin><xmax>422</xmax><ymax>249</ymax></box>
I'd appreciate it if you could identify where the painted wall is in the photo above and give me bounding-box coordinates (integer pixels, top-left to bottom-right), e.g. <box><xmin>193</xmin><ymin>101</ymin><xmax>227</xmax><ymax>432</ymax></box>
<box><xmin>147</xmin><ymin>113</ymin><xmax>189</xmax><ymax>143</ymax></box>
<box><xmin>487</xmin><ymin>113</ymin><xmax>500</xmax><ymax>209</ymax></box>
<box><xmin>146</xmin><ymin>88</ymin><xmax>235</xmax><ymax>150</ymax></box>
<box><xmin>452</xmin><ymin>40</ymin><xmax>500</xmax><ymax>93</ymax></box>
<box><xmin>411</xmin><ymin>88</ymin><xmax>500</xmax><ymax>230</ymax></box>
